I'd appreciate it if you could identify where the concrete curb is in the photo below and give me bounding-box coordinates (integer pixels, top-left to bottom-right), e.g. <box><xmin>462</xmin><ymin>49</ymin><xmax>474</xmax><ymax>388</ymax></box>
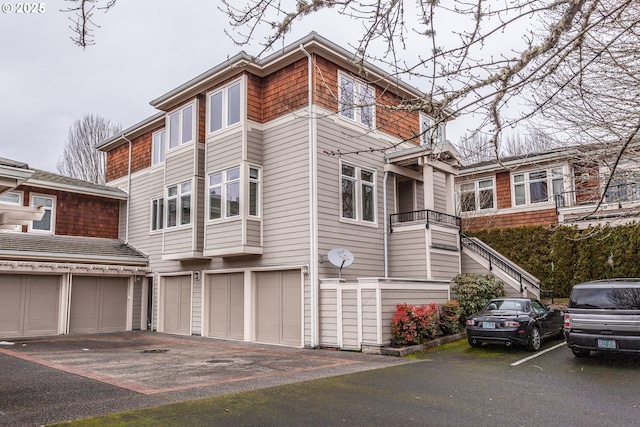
<box><xmin>363</xmin><ymin>332</ymin><xmax>467</xmax><ymax>357</ymax></box>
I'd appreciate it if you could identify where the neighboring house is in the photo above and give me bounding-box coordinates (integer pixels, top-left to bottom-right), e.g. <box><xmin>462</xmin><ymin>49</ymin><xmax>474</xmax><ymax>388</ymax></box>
<box><xmin>456</xmin><ymin>143</ymin><xmax>640</xmax><ymax>231</ymax></box>
<box><xmin>96</xmin><ymin>32</ymin><xmax>538</xmax><ymax>351</ymax></box>
<box><xmin>0</xmin><ymin>158</ymin><xmax>148</xmax><ymax>339</ymax></box>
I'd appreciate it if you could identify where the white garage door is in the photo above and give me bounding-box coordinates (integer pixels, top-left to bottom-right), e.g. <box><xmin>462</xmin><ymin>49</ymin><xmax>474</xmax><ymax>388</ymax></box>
<box><xmin>255</xmin><ymin>270</ymin><xmax>301</xmax><ymax>347</ymax></box>
<box><xmin>0</xmin><ymin>274</ymin><xmax>60</xmax><ymax>338</ymax></box>
<box><xmin>70</xmin><ymin>276</ymin><xmax>128</xmax><ymax>334</ymax></box>
<box><xmin>207</xmin><ymin>273</ymin><xmax>244</xmax><ymax>340</ymax></box>
<box><xmin>162</xmin><ymin>275</ymin><xmax>191</xmax><ymax>335</ymax></box>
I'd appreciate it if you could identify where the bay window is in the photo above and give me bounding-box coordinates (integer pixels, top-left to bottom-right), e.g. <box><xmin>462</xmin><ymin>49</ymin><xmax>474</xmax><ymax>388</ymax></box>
<box><xmin>151</xmin><ymin>197</ymin><xmax>164</xmax><ymax>231</ymax></box>
<box><xmin>513</xmin><ymin>167</ymin><xmax>564</xmax><ymax>206</ymax></box>
<box><xmin>152</xmin><ymin>129</ymin><xmax>166</xmax><ymax>165</ymax></box>
<box><xmin>208</xmin><ymin>165</ymin><xmax>261</xmax><ymax>220</ymax></box>
<box><xmin>166</xmin><ymin>181</ymin><xmax>191</xmax><ymax>227</ymax></box>
<box><xmin>338</xmin><ymin>73</ymin><xmax>375</xmax><ymax>128</ymax></box>
<box><xmin>167</xmin><ymin>104</ymin><xmax>194</xmax><ymax>149</ymax></box>
<box><xmin>420</xmin><ymin>113</ymin><xmax>444</xmax><ymax>146</ymax></box>
<box><xmin>208</xmin><ymin>80</ymin><xmax>242</xmax><ymax>134</ymax></box>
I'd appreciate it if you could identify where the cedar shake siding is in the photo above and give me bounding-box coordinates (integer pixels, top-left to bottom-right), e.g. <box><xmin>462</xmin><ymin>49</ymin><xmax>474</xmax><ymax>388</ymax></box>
<box><xmin>496</xmin><ymin>171</ymin><xmax>512</xmax><ymax>209</ymax></box>
<box><xmin>20</xmin><ymin>185</ymin><xmax>120</xmax><ymax>238</ymax></box>
<box><xmin>106</xmin><ymin>126</ymin><xmax>161</xmax><ymax>182</ymax></box>
<box><xmin>462</xmin><ymin>208</ymin><xmax>558</xmax><ymax>231</ymax></box>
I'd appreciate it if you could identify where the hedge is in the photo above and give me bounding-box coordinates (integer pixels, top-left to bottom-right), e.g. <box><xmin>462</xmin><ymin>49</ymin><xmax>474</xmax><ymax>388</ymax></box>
<box><xmin>467</xmin><ymin>222</ymin><xmax>640</xmax><ymax>297</ymax></box>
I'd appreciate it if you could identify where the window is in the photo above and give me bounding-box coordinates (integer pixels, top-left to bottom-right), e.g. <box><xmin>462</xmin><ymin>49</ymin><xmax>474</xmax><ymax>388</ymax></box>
<box><xmin>208</xmin><ymin>81</ymin><xmax>242</xmax><ymax>134</ymax></box>
<box><xmin>166</xmin><ymin>181</ymin><xmax>191</xmax><ymax>227</ymax></box>
<box><xmin>338</xmin><ymin>73</ymin><xmax>375</xmax><ymax>128</ymax></box>
<box><xmin>604</xmin><ymin>166</ymin><xmax>640</xmax><ymax>203</ymax></box>
<box><xmin>419</xmin><ymin>113</ymin><xmax>444</xmax><ymax>146</ymax></box>
<box><xmin>209</xmin><ymin>165</ymin><xmax>262</xmax><ymax>220</ymax></box>
<box><xmin>167</xmin><ymin>104</ymin><xmax>194</xmax><ymax>149</ymax></box>
<box><xmin>152</xmin><ymin>129</ymin><xmax>166</xmax><ymax>166</ymax></box>
<box><xmin>459</xmin><ymin>179</ymin><xmax>495</xmax><ymax>212</ymax></box>
<box><xmin>341</xmin><ymin>162</ymin><xmax>376</xmax><ymax>223</ymax></box>
<box><xmin>29</xmin><ymin>194</ymin><xmax>54</xmax><ymax>233</ymax></box>
<box><xmin>151</xmin><ymin>197</ymin><xmax>164</xmax><ymax>231</ymax></box>
<box><xmin>513</xmin><ymin>167</ymin><xmax>565</xmax><ymax>206</ymax></box>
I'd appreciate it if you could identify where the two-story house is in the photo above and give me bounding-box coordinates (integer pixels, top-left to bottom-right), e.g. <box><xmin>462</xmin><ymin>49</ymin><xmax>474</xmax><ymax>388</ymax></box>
<box><xmin>97</xmin><ymin>32</ymin><xmax>537</xmax><ymax>351</ymax></box>
<box><xmin>0</xmin><ymin>158</ymin><xmax>148</xmax><ymax>339</ymax></box>
<box><xmin>457</xmin><ymin>143</ymin><xmax>640</xmax><ymax>231</ymax></box>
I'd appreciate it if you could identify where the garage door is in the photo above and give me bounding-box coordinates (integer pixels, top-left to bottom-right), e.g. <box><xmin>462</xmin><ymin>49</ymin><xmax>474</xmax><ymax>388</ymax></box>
<box><xmin>162</xmin><ymin>275</ymin><xmax>191</xmax><ymax>335</ymax></box>
<box><xmin>69</xmin><ymin>276</ymin><xmax>128</xmax><ymax>334</ymax></box>
<box><xmin>0</xmin><ymin>274</ymin><xmax>60</xmax><ymax>338</ymax></box>
<box><xmin>255</xmin><ymin>270</ymin><xmax>301</xmax><ymax>346</ymax></box>
<box><xmin>207</xmin><ymin>273</ymin><xmax>244</xmax><ymax>340</ymax></box>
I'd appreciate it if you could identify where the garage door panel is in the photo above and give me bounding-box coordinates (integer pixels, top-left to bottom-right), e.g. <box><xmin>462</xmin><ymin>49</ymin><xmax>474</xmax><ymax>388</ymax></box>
<box><xmin>163</xmin><ymin>276</ymin><xmax>191</xmax><ymax>335</ymax></box>
<box><xmin>256</xmin><ymin>271</ymin><xmax>301</xmax><ymax>347</ymax></box>
<box><xmin>70</xmin><ymin>277</ymin><xmax>128</xmax><ymax>334</ymax></box>
<box><xmin>0</xmin><ymin>274</ymin><xmax>59</xmax><ymax>338</ymax></box>
<box><xmin>99</xmin><ymin>278</ymin><xmax>128</xmax><ymax>332</ymax></box>
<box><xmin>70</xmin><ymin>277</ymin><xmax>99</xmax><ymax>334</ymax></box>
<box><xmin>281</xmin><ymin>271</ymin><xmax>302</xmax><ymax>346</ymax></box>
<box><xmin>228</xmin><ymin>274</ymin><xmax>244</xmax><ymax>340</ymax></box>
<box><xmin>208</xmin><ymin>273</ymin><xmax>244</xmax><ymax>340</ymax></box>
<box><xmin>256</xmin><ymin>272</ymin><xmax>279</xmax><ymax>343</ymax></box>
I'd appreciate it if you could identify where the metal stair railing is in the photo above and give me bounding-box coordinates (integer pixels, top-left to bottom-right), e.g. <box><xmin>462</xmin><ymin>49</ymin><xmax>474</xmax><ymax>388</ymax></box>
<box><xmin>460</xmin><ymin>234</ymin><xmax>541</xmax><ymax>294</ymax></box>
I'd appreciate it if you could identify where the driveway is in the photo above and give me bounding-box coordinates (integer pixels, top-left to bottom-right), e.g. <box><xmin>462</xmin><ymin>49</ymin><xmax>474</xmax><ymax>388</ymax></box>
<box><xmin>0</xmin><ymin>332</ymin><xmax>412</xmax><ymax>426</ymax></box>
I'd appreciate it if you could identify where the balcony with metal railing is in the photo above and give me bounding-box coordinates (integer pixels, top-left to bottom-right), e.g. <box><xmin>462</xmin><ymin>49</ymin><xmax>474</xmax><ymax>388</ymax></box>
<box><xmin>555</xmin><ymin>182</ymin><xmax>640</xmax><ymax>225</ymax></box>
<box><xmin>389</xmin><ymin>209</ymin><xmax>462</xmax><ymax>233</ymax></box>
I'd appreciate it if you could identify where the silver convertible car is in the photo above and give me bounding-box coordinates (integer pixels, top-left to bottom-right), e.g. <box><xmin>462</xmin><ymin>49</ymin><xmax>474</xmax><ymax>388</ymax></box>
<box><xmin>465</xmin><ymin>298</ymin><xmax>564</xmax><ymax>351</ymax></box>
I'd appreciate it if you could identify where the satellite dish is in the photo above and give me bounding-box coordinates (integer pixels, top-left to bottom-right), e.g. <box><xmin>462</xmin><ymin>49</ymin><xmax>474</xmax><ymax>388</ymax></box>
<box><xmin>327</xmin><ymin>248</ymin><xmax>354</xmax><ymax>279</ymax></box>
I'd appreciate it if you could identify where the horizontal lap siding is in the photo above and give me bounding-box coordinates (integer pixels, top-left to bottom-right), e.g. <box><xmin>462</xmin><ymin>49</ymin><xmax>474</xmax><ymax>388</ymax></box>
<box><xmin>247</xmin><ymin>219</ymin><xmax>261</xmax><ymax>246</ymax></box>
<box><xmin>247</xmin><ymin>127</ymin><xmax>263</xmax><ymax>165</ymax></box>
<box><xmin>260</xmin><ymin>117</ymin><xmax>310</xmax><ymax>265</ymax></box>
<box><xmin>388</xmin><ymin>229</ymin><xmax>427</xmax><ymax>278</ymax></box>
<box><xmin>316</xmin><ymin>117</ymin><xmax>386</xmax><ymax>281</ymax></box>
<box><xmin>166</xmin><ymin>147</ymin><xmax>195</xmax><ymax>184</ymax></box>
<box><xmin>460</xmin><ymin>252</ymin><xmax>489</xmax><ymax>275</ymax></box>
<box><xmin>206</xmin><ymin>220</ymin><xmax>242</xmax><ymax>249</ymax></box>
<box><xmin>164</xmin><ymin>228</ymin><xmax>193</xmax><ymax>254</ymax></box>
<box><xmin>433</xmin><ymin>171</ymin><xmax>447</xmax><ymax>212</ymax></box>
<box><xmin>432</xmin><ymin>229</ymin><xmax>458</xmax><ymax>247</ymax></box>
<box><xmin>429</xmin><ymin>251</ymin><xmax>460</xmax><ymax>280</ymax></box>
<box><xmin>206</xmin><ymin>130</ymin><xmax>243</xmax><ymax>171</ymax></box>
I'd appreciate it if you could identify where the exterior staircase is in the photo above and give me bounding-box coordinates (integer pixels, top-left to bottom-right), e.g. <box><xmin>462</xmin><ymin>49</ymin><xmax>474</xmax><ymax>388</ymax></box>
<box><xmin>460</xmin><ymin>234</ymin><xmax>542</xmax><ymax>299</ymax></box>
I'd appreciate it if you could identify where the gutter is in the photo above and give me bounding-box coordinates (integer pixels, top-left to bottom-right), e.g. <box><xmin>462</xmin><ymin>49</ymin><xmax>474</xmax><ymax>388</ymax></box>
<box><xmin>383</xmin><ymin>168</ymin><xmax>389</xmax><ymax>278</ymax></box>
<box><xmin>301</xmin><ymin>44</ymin><xmax>318</xmax><ymax>349</ymax></box>
<box><xmin>122</xmin><ymin>133</ymin><xmax>133</xmax><ymax>243</ymax></box>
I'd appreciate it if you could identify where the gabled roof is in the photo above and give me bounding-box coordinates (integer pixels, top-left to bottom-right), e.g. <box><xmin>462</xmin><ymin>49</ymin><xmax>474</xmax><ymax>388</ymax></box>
<box><xmin>0</xmin><ymin>157</ymin><xmax>34</xmax><ymax>195</ymax></box>
<box><xmin>27</xmin><ymin>169</ymin><xmax>128</xmax><ymax>200</ymax></box>
<box><xmin>0</xmin><ymin>233</ymin><xmax>148</xmax><ymax>266</ymax></box>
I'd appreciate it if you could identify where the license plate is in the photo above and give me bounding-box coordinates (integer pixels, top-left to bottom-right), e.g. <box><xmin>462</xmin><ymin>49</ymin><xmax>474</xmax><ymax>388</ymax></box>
<box><xmin>597</xmin><ymin>339</ymin><xmax>616</xmax><ymax>349</ymax></box>
<box><xmin>482</xmin><ymin>322</ymin><xmax>495</xmax><ymax>329</ymax></box>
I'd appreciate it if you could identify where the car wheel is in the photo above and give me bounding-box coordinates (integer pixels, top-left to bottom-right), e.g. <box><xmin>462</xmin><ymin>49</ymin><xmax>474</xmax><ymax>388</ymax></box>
<box><xmin>468</xmin><ymin>337</ymin><xmax>482</xmax><ymax>348</ymax></box>
<box><xmin>571</xmin><ymin>347</ymin><xmax>591</xmax><ymax>358</ymax></box>
<box><xmin>526</xmin><ymin>326</ymin><xmax>541</xmax><ymax>351</ymax></box>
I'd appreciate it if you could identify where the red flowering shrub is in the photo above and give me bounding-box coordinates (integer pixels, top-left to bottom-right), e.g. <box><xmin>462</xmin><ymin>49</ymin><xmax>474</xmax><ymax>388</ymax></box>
<box><xmin>391</xmin><ymin>303</ymin><xmax>438</xmax><ymax>345</ymax></box>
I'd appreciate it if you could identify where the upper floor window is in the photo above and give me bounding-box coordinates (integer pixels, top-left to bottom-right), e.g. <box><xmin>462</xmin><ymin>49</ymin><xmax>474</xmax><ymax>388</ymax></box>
<box><xmin>166</xmin><ymin>181</ymin><xmax>191</xmax><ymax>227</ymax></box>
<box><xmin>603</xmin><ymin>164</ymin><xmax>640</xmax><ymax>203</ymax></box>
<box><xmin>152</xmin><ymin>129</ymin><xmax>166</xmax><ymax>166</ymax></box>
<box><xmin>341</xmin><ymin>162</ymin><xmax>376</xmax><ymax>223</ymax></box>
<box><xmin>29</xmin><ymin>194</ymin><xmax>55</xmax><ymax>233</ymax></box>
<box><xmin>151</xmin><ymin>197</ymin><xmax>164</xmax><ymax>231</ymax></box>
<box><xmin>338</xmin><ymin>73</ymin><xmax>375</xmax><ymax>128</ymax></box>
<box><xmin>208</xmin><ymin>81</ymin><xmax>241</xmax><ymax>134</ymax></box>
<box><xmin>420</xmin><ymin>113</ymin><xmax>444</xmax><ymax>146</ymax></box>
<box><xmin>513</xmin><ymin>167</ymin><xmax>564</xmax><ymax>206</ymax></box>
<box><xmin>460</xmin><ymin>179</ymin><xmax>495</xmax><ymax>212</ymax></box>
<box><xmin>208</xmin><ymin>165</ymin><xmax>261</xmax><ymax>220</ymax></box>
<box><xmin>167</xmin><ymin>104</ymin><xmax>194</xmax><ymax>150</ymax></box>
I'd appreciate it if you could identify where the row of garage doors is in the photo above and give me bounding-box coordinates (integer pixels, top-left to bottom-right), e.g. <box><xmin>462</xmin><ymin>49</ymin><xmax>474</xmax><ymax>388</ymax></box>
<box><xmin>161</xmin><ymin>270</ymin><xmax>302</xmax><ymax>347</ymax></box>
<box><xmin>0</xmin><ymin>274</ymin><xmax>128</xmax><ymax>339</ymax></box>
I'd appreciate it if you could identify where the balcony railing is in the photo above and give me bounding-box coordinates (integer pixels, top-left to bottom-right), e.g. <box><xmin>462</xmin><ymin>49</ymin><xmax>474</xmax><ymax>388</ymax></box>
<box><xmin>555</xmin><ymin>182</ymin><xmax>640</xmax><ymax>213</ymax></box>
<box><xmin>389</xmin><ymin>209</ymin><xmax>461</xmax><ymax>233</ymax></box>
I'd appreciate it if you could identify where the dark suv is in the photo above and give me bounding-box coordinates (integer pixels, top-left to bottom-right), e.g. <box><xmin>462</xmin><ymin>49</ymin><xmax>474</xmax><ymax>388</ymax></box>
<box><xmin>564</xmin><ymin>279</ymin><xmax>640</xmax><ymax>357</ymax></box>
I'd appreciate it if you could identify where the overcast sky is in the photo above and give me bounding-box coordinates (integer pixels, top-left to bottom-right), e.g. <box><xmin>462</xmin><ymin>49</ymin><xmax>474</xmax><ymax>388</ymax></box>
<box><xmin>0</xmin><ymin>0</ymin><xmax>475</xmax><ymax>173</ymax></box>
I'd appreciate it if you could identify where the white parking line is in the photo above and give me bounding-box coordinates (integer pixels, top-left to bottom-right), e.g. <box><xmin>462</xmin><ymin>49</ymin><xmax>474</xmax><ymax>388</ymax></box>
<box><xmin>511</xmin><ymin>342</ymin><xmax>566</xmax><ymax>366</ymax></box>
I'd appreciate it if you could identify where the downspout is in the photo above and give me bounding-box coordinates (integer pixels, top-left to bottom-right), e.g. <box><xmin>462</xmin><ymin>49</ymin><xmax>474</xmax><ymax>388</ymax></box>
<box><xmin>122</xmin><ymin>133</ymin><xmax>133</xmax><ymax>243</ymax></box>
<box><xmin>383</xmin><ymin>168</ymin><xmax>389</xmax><ymax>278</ymax></box>
<box><xmin>301</xmin><ymin>44</ymin><xmax>317</xmax><ymax>349</ymax></box>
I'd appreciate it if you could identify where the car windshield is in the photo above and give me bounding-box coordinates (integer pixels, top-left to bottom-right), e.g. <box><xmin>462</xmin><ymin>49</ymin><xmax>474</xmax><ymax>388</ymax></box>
<box><xmin>486</xmin><ymin>300</ymin><xmax>525</xmax><ymax>311</ymax></box>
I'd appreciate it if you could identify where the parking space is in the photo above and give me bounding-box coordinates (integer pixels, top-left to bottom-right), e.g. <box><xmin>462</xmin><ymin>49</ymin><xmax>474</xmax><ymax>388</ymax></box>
<box><xmin>0</xmin><ymin>331</ymin><xmax>414</xmax><ymax>426</ymax></box>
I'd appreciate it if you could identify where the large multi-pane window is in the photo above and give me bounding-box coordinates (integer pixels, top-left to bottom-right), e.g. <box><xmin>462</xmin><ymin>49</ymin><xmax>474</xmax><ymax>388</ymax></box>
<box><xmin>208</xmin><ymin>80</ymin><xmax>242</xmax><ymax>134</ymax></box>
<box><xmin>341</xmin><ymin>162</ymin><xmax>376</xmax><ymax>223</ymax></box>
<box><xmin>167</xmin><ymin>104</ymin><xmax>194</xmax><ymax>150</ymax></box>
<box><xmin>166</xmin><ymin>181</ymin><xmax>191</xmax><ymax>227</ymax></box>
<box><xmin>419</xmin><ymin>113</ymin><xmax>444</xmax><ymax>146</ymax></box>
<box><xmin>513</xmin><ymin>167</ymin><xmax>564</xmax><ymax>206</ymax></box>
<box><xmin>151</xmin><ymin>197</ymin><xmax>164</xmax><ymax>231</ymax></box>
<box><xmin>29</xmin><ymin>194</ymin><xmax>55</xmax><ymax>233</ymax></box>
<box><xmin>459</xmin><ymin>179</ymin><xmax>495</xmax><ymax>212</ymax></box>
<box><xmin>152</xmin><ymin>130</ymin><xmax>166</xmax><ymax>166</ymax></box>
<box><xmin>209</xmin><ymin>165</ymin><xmax>262</xmax><ymax>220</ymax></box>
<box><xmin>338</xmin><ymin>73</ymin><xmax>375</xmax><ymax>128</ymax></box>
